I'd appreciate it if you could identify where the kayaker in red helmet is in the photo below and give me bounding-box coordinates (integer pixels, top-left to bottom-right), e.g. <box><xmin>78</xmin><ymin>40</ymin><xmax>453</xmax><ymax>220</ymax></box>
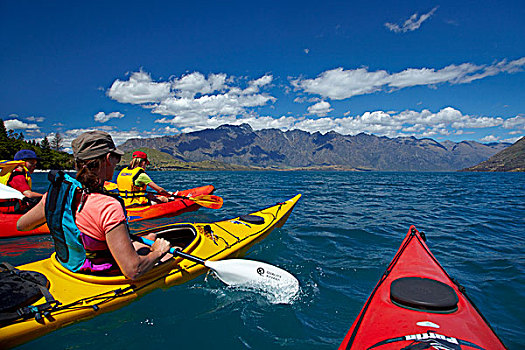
<box><xmin>17</xmin><ymin>131</ymin><xmax>172</xmax><ymax>280</ymax></box>
<box><xmin>116</xmin><ymin>150</ymin><xmax>174</xmax><ymax>207</ymax></box>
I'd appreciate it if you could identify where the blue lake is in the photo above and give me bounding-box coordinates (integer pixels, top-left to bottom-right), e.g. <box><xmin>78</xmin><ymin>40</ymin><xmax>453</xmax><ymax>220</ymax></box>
<box><xmin>2</xmin><ymin>171</ymin><xmax>524</xmax><ymax>349</ymax></box>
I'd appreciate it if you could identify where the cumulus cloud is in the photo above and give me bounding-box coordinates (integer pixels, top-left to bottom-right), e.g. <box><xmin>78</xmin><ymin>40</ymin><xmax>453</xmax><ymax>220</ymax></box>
<box><xmin>103</xmin><ymin>66</ymin><xmax>523</xmax><ymax>143</ymax></box>
<box><xmin>502</xmin><ymin>115</ymin><xmax>525</xmax><ymax>129</ymax></box>
<box><xmin>172</xmin><ymin>72</ymin><xmax>227</xmax><ymax>98</ymax></box>
<box><xmin>108</xmin><ymin>70</ymin><xmax>276</xmax><ymax>130</ymax></box>
<box><xmin>153</xmin><ymin>106</ymin><xmax>516</xmax><ymax>141</ymax></box>
<box><xmin>385</xmin><ymin>7</ymin><xmax>438</xmax><ymax>33</ymax></box>
<box><xmin>307</xmin><ymin>101</ymin><xmax>333</xmax><ymax>117</ymax></box>
<box><xmin>291</xmin><ymin>107</ymin><xmax>501</xmax><ymax>137</ymax></box>
<box><xmin>292</xmin><ymin>57</ymin><xmax>525</xmax><ymax>100</ymax></box>
<box><xmin>94</xmin><ymin>111</ymin><xmax>125</xmax><ymax>123</ymax></box>
<box><xmin>292</xmin><ymin>67</ymin><xmax>389</xmax><ymax>100</ymax></box>
<box><xmin>107</xmin><ymin>70</ymin><xmax>172</xmax><ymax>104</ymax></box>
<box><xmin>4</xmin><ymin>119</ymin><xmax>40</xmax><ymax>132</ymax></box>
<box><xmin>480</xmin><ymin>135</ymin><xmax>500</xmax><ymax>143</ymax></box>
<box><xmin>242</xmin><ymin>75</ymin><xmax>273</xmax><ymax>95</ymax></box>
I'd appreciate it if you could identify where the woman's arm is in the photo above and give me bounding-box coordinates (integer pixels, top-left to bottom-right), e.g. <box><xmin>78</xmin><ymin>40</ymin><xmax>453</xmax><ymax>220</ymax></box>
<box><xmin>147</xmin><ymin>181</ymin><xmax>170</xmax><ymax>196</ymax></box>
<box><xmin>22</xmin><ymin>189</ymin><xmax>44</xmax><ymax>198</ymax></box>
<box><xmin>106</xmin><ymin>223</ymin><xmax>171</xmax><ymax>280</ymax></box>
<box><xmin>17</xmin><ymin>193</ymin><xmax>47</xmax><ymax>231</ymax></box>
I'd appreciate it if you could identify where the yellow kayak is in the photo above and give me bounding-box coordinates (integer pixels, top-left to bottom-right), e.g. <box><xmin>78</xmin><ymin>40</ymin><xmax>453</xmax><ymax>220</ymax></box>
<box><xmin>0</xmin><ymin>194</ymin><xmax>301</xmax><ymax>349</ymax></box>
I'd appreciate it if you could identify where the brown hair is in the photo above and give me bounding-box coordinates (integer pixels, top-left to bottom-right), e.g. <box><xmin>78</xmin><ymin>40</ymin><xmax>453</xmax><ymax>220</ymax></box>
<box><xmin>75</xmin><ymin>155</ymin><xmax>105</xmax><ymax>192</ymax></box>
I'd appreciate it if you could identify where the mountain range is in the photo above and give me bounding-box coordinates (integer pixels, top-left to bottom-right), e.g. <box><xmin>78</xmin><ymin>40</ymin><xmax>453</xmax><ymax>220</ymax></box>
<box><xmin>462</xmin><ymin>137</ymin><xmax>524</xmax><ymax>172</ymax></box>
<box><xmin>120</xmin><ymin>124</ymin><xmax>511</xmax><ymax>171</ymax></box>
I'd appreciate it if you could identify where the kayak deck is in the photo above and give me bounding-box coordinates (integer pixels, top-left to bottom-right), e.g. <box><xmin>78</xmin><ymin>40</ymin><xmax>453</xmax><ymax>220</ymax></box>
<box><xmin>0</xmin><ymin>194</ymin><xmax>301</xmax><ymax>349</ymax></box>
<box><xmin>339</xmin><ymin>226</ymin><xmax>506</xmax><ymax>349</ymax></box>
<box><xmin>125</xmin><ymin>184</ymin><xmax>215</xmax><ymax>222</ymax></box>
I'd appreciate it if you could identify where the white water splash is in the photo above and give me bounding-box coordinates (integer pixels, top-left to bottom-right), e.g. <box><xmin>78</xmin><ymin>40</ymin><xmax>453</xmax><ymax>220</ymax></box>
<box><xmin>224</xmin><ymin>278</ymin><xmax>300</xmax><ymax>304</ymax></box>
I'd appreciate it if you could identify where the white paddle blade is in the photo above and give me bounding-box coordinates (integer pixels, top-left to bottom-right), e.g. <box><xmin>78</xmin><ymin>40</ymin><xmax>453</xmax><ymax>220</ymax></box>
<box><xmin>0</xmin><ymin>183</ymin><xmax>25</xmax><ymax>200</ymax></box>
<box><xmin>205</xmin><ymin>259</ymin><xmax>299</xmax><ymax>296</ymax></box>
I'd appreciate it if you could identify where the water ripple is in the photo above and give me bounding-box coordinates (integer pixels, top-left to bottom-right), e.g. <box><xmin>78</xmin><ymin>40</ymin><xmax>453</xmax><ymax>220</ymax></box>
<box><xmin>3</xmin><ymin>171</ymin><xmax>524</xmax><ymax>349</ymax></box>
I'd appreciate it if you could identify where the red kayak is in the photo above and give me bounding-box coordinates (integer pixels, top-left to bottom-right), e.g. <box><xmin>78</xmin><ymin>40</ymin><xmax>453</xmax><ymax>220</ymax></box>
<box><xmin>339</xmin><ymin>226</ymin><xmax>506</xmax><ymax>350</ymax></box>
<box><xmin>0</xmin><ymin>185</ymin><xmax>215</xmax><ymax>239</ymax></box>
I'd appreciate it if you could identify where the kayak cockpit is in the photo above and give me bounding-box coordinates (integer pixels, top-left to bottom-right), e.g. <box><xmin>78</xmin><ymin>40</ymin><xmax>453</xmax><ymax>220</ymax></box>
<box><xmin>146</xmin><ymin>224</ymin><xmax>198</xmax><ymax>250</ymax></box>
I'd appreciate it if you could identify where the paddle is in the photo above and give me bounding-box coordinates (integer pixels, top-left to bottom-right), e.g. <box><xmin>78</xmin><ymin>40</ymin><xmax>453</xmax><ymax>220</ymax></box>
<box><xmin>135</xmin><ymin>235</ymin><xmax>300</xmax><ymax>295</ymax></box>
<box><xmin>170</xmin><ymin>194</ymin><xmax>223</xmax><ymax>209</ymax></box>
<box><xmin>104</xmin><ymin>181</ymin><xmax>223</xmax><ymax>209</ymax></box>
<box><xmin>0</xmin><ymin>183</ymin><xmax>25</xmax><ymax>200</ymax></box>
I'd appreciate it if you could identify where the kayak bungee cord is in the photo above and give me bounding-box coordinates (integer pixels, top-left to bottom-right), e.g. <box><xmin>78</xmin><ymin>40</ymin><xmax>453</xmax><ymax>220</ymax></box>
<box><xmin>214</xmin><ymin>202</ymin><xmax>282</xmax><ymax>242</ymax></box>
<box><xmin>4</xmin><ymin>285</ymin><xmax>137</xmax><ymax>326</ymax></box>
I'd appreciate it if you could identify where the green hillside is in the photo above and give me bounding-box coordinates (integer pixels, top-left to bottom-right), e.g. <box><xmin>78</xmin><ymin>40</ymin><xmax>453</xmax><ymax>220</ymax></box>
<box><xmin>462</xmin><ymin>137</ymin><xmax>524</xmax><ymax>172</ymax></box>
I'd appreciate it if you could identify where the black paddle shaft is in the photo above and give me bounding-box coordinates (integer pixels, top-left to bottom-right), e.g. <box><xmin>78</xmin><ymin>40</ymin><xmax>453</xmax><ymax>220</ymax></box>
<box><xmin>171</xmin><ymin>249</ymin><xmax>206</xmax><ymax>265</ymax></box>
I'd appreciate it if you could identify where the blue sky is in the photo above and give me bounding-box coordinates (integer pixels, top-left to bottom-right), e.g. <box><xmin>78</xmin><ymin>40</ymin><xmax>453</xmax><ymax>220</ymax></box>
<box><xmin>1</xmin><ymin>0</ymin><xmax>524</xmax><ymax>151</ymax></box>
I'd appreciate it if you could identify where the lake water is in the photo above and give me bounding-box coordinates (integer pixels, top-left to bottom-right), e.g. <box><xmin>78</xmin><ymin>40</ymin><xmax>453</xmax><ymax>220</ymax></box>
<box><xmin>2</xmin><ymin>171</ymin><xmax>524</xmax><ymax>349</ymax></box>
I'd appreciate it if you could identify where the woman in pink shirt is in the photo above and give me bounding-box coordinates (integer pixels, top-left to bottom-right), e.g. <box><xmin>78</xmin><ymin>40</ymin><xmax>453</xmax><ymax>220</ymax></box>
<box><xmin>17</xmin><ymin>131</ymin><xmax>171</xmax><ymax>280</ymax></box>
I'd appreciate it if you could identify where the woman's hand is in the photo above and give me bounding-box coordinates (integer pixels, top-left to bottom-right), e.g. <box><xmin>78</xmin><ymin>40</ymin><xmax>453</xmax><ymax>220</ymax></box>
<box><xmin>17</xmin><ymin>192</ymin><xmax>47</xmax><ymax>231</ymax></box>
<box><xmin>151</xmin><ymin>237</ymin><xmax>171</xmax><ymax>256</ymax></box>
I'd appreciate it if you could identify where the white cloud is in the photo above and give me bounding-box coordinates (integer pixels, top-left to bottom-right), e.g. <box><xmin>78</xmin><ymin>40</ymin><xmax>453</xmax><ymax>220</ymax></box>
<box><xmin>385</xmin><ymin>7</ymin><xmax>438</xmax><ymax>33</ymax></box>
<box><xmin>502</xmin><ymin>115</ymin><xmax>525</xmax><ymax>129</ymax></box>
<box><xmin>292</xmin><ymin>57</ymin><xmax>525</xmax><ymax>100</ymax></box>
<box><xmin>153</xmin><ymin>93</ymin><xmax>275</xmax><ymax>119</ymax></box>
<box><xmin>107</xmin><ymin>70</ymin><xmax>172</xmax><ymax>104</ymax></box>
<box><xmin>241</xmin><ymin>75</ymin><xmax>273</xmax><ymax>95</ymax></box>
<box><xmin>172</xmin><ymin>72</ymin><xmax>227</xmax><ymax>98</ymax></box>
<box><xmin>103</xmin><ymin>67</ymin><xmax>523</xmax><ymax>143</ymax></box>
<box><xmin>94</xmin><ymin>111</ymin><xmax>125</xmax><ymax>123</ymax></box>
<box><xmin>108</xmin><ymin>70</ymin><xmax>276</xmax><ymax>128</ymax></box>
<box><xmin>307</xmin><ymin>101</ymin><xmax>333</xmax><ymax>117</ymax></box>
<box><xmin>388</xmin><ymin>63</ymin><xmax>482</xmax><ymax>88</ymax></box>
<box><xmin>4</xmin><ymin>119</ymin><xmax>40</xmax><ymax>132</ymax></box>
<box><xmin>153</xmin><ymin>106</ymin><xmax>516</xmax><ymax>140</ymax></box>
<box><xmin>292</xmin><ymin>67</ymin><xmax>390</xmax><ymax>100</ymax></box>
<box><xmin>26</xmin><ymin>116</ymin><xmax>45</xmax><ymax>122</ymax></box>
<box><xmin>501</xmin><ymin>136</ymin><xmax>523</xmax><ymax>143</ymax></box>
<box><xmin>480</xmin><ymin>135</ymin><xmax>500</xmax><ymax>143</ymax></box>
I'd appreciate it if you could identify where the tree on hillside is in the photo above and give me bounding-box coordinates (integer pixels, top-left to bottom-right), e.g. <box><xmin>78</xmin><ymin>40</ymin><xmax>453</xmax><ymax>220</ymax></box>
<box><xmin>40</xmin><ymin>137</ymin><xmax>50</xmax><ymax>150</ymax></box>
<box><xmin>51</xmin><ymin>133</ymin><xmax>63</xmax><ymax>151</ymax></box>
<box><xmin>0</xmin><ymin>122</ymin><xmax>73</xmax><ymax>168</ymax></box>
<box><xmin>0</xmin><ymin>119</ymin><xmax>6</xmax><ymax>140</ymax></box>
<box><xmin>0</xmin><ymin>119</ymin><xmax>9</xmax><ymax>158</ymax></box>
<box><xmin>0</xmin><ymin>119</ymin><xmax>25</xmax><ymax>159</ymax></box>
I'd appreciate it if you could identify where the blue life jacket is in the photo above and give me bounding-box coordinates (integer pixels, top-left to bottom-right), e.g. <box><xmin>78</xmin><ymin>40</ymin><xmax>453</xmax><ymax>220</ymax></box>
<box><xmin>45</xmin><ymin>171</ymin><xmax>126</xmax><ymax>274</ymax></box>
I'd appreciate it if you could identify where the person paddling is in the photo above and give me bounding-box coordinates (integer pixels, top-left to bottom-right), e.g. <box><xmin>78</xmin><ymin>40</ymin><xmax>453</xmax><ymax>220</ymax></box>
<box><xmin>17</xmin><ymin>131</ymin><xmax>171</xmax><ymax>280</ymax></box>
<box><xmin>116</xmin><ymin>150</ymin><xmax>174</xmax><ymax>207</ymax></box>
<box><xmin>0</xmin><ymin>149</ymin><xmax>43</xmax><ymax>212</ymax></box>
